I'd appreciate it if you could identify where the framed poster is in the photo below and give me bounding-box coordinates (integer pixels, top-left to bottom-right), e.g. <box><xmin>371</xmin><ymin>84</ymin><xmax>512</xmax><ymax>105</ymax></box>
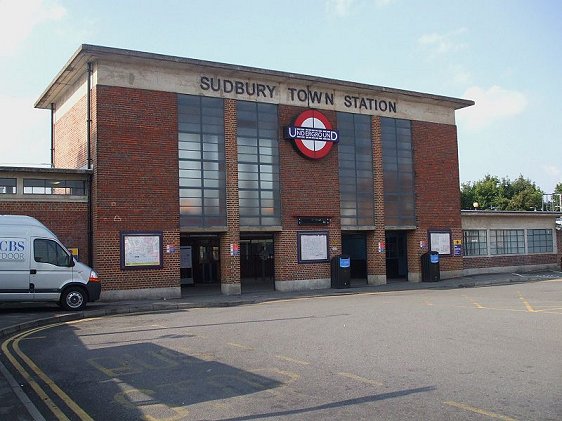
<box><xmin>429</xmin><ymin>230</ymin><xmax>452</xmax><ymax>255</ymax></box>
<box><xmin>297</xmin><ymin>231</ymin><xmax>329</xmax><ymax>263</ymax></box>
<box><xmin>120</xmin><ymin>232</ymin><xmax>163</xmax><ymax>270</ymax></box>
<box><xmin>180</xmin><ymin>246</ymin><xmax>192</xmax><ymax>269</ymax></box>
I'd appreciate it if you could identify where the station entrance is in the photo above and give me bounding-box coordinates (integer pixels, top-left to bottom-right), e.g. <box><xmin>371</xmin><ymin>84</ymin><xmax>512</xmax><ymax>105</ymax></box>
<box><xmin>180</xmin><ymin>234</ymin><xmax>220</xmax><ymax>287</ymax></box>
<box><xmin>240</xmin><ymin>234</ymin><xmax>274</xmax><ymax>291</ymax></box>
<box><xmin>385</xmin><ymin>231</ymin><xmax>408</xmax><ymax>280</ymax></box>
<box><xmin>342</xmin><ymin>233</ymin><xmax>368</xmax><ymax>282</ymax></box>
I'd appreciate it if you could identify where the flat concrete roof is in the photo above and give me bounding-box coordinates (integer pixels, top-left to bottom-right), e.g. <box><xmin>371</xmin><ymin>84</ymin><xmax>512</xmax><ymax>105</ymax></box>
<box><xmin>0</xmin><ymin>166</ymin><xmax>92</xmax><ymax>176</ymax></box>
<box><xmin>461</xmin><ymin>210</ymin><xmax>561</xmax><ymax>217</ymax></box>
<box><xmin>36</xmin><ymin>44</ymin><xmax>475</xmax><ymax>110</ymax></box>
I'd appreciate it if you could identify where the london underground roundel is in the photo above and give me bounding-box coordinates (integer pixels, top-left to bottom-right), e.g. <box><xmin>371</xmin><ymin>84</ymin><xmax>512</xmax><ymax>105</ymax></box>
<box><xmin>283</xmin><ymin>110</ymin><xmax>339</xmax><ymax>159</ymax></box>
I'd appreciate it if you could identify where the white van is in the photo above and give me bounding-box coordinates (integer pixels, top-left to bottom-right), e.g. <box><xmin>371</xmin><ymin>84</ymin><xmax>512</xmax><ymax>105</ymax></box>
<box><xmin>0</xmin><ymin>215</ymin><xmax>100</xmax><ymax>310</ymax></box>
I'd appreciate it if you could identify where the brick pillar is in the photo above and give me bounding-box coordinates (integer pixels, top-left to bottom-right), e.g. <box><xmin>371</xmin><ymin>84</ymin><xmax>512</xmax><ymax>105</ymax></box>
<box><xmin>410</xmin><ymin>121</ymin><xmax>464</xmax><ymax>281</ymax></box>
<box><xmin>220</xmin><ymin>98</ymin><xmax>241</xmax><ymax>295</ymax></box>
<box><xmin>367</xmin><ymin>116</ymin><xmax>387</xmax><ymax>285</ymax></box>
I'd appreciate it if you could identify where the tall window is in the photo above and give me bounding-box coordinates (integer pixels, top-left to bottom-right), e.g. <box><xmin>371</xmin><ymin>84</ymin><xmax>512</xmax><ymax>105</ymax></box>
<box><xmin>381</xmin><ymin>118</ymin><xmax>415</xmax><ymax>227</ymax></box>
<box><xmin>237</xmin><ymin>101</ymin><xmax>281</xmax><ymax>226</ymax></box>
<box><xmin>490</xmin><ymin>229</ymin><xmax>524</xmax><ymax>255</ymax></box>
<box><xmin>463</xmin><ymin>230</ymin><xmax>488</xmax><ymax>256</ymax></box>
<box><xmin>337</xmin><ymin>112</ymin><xmax>374</xmax><ymax>227</ymax></box>
<box><xmin>527</xmin><ymin>229</ymin><xmax>553</xmax><ymax>253</ymax></box>
<box><xmin>178</xmin><ymin>95</ymin><xmax>226</xmax><ymax>227</ymax></box>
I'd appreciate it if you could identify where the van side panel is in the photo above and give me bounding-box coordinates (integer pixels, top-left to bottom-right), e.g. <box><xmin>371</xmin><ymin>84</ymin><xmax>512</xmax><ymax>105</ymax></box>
<box><xmin>0</xmin><ymin>237</ymin><xmax>32</xmax><ymax>300</ymax></box>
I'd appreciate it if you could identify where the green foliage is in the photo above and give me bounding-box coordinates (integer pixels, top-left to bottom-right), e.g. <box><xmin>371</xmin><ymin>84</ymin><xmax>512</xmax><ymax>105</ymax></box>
<box><xmin>460</xmin><ymin>175</ymin><xmax>544</xmax><ymax>211</ymax></box>
<box><xmin>555</xmin><ymin>182</ymin><xmax>562</xmax><ymax>195</ymax></box>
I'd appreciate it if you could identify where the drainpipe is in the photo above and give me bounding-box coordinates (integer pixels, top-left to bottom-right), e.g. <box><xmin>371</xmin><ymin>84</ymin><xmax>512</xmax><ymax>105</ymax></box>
<box><xmin>50</xmin><ymin>103</ymin><xmax>55</xmax><ymax>167</ymax></box>
<box><xmin>87</xmin><ymin>62</ymin><xmax>92</xmax><ymax>170</ymax></box>
<box><xmin>86</xmin><ymin>62</ymin><xmax>94</xmax><ymax>267</ymax></box>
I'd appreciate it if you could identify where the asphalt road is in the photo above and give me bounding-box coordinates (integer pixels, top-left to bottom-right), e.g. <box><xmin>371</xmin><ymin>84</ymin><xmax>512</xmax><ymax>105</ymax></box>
<box><xmin>2</xmin><ymin>280</ymin><xmax>562</xmax><ymax>420</ymax></box>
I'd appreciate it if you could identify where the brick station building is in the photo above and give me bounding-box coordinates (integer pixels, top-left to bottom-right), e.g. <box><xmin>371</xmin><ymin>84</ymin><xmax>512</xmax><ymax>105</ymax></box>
<box><xmin>2</xmin><ymin>45</ymin><xmax>560</xmax><ymax>300</ymax></box>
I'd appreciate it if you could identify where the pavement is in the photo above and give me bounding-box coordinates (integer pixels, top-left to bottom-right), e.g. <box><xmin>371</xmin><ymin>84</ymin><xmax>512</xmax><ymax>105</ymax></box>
<box><xmin>1</xmin><ymin>270</ymin><xmax>561</xmax><ymax>420</ymax></box>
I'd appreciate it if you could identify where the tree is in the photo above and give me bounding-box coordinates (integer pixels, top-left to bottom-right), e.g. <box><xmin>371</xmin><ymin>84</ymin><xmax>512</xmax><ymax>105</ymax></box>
<box><xmin>460</xmin><ymin>175</ymin><xmax>544</xmax><ymax>211</ymax></box>
<box><xmin>555</xmin><ymin>182</ymin><xmax>562</xmax><ymax>195</ymax></box>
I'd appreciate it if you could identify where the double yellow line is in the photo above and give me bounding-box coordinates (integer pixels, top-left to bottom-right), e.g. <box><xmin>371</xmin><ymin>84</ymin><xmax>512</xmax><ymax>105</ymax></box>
<box><xmin>2</xmin><ymin>322</ymin><xmax>93</xmax><ymax>421</ymax></box>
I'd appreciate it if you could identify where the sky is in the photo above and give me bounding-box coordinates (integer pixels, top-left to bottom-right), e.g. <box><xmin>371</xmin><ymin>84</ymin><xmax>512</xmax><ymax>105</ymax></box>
<box><xmin>0</xmin><ymin>0</ymin><xmax>560</xmax><ymax>193</ymax></box>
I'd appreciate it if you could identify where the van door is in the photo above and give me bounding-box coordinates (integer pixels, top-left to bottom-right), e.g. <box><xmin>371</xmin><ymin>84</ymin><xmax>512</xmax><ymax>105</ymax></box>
<box><xmin>31</xmin><ymin>238</ymin><xmax>74</xmax><ymax>301</ymax></box>
<box><xmin>0</xmin><ymin>237</ymin><xmax>32</xmax><ymax>301</ymax></box>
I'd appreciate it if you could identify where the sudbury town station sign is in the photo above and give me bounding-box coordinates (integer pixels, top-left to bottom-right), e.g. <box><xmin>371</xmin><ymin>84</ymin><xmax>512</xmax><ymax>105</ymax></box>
<box><xmin>199</xmin><ymin>75</ymin><xmax>398</xmax><ymax>113</ymax></box>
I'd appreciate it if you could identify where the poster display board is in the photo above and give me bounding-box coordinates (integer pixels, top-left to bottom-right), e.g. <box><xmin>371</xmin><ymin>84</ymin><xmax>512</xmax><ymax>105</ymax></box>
<box><xmin>297</xmin><ymin>231</ymin><xmax>329</xmax><ymax>263</ymax></box>
<box><xmin>120</xmin><ymin>232</ymin><xmax>163</xmax><ymax>270</ymax></box>
<box><xmin>429</xmin><ymin>230</ymin><xmax>452</xmax><ymax>255</ymax></box>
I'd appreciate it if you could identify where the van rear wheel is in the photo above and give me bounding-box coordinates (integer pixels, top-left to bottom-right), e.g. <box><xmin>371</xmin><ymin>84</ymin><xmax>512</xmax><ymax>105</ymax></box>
<box><xmin>60</xmin><ymin>286</ymin><xmax>87</xmax><ymax>311</ymax></box>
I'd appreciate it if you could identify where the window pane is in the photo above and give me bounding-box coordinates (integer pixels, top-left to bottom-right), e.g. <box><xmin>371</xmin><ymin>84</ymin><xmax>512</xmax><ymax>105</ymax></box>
<box><xmin>0</xmin><ymin>178</ymin><xmax>17</xmax><ymax>194</ymax></box>
<box><xmin>237</xmin><ymin>100</ymin><xmax>281</xmax><ymax>226</ymax></box>
<box><xmin>178</xmin><ymin>94</ymin><xmax>226</xmax><ymax>228</ymax></box>
<box><xmin>337</xmin><ymin>112</ymin><xmax>374</xmax><ymax>227</ymax></box>
<box><xmin>381</xmin><ymin>117</ymin><xmax>415</xmax><ymax>227</ymax></box>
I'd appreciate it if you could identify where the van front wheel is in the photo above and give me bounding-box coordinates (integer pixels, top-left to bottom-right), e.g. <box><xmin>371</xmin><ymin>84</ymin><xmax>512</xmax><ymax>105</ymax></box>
<box><xmin>60</xmin><ymin>287</ymin><xmax>87</xmax><ymax>311</ymax></box>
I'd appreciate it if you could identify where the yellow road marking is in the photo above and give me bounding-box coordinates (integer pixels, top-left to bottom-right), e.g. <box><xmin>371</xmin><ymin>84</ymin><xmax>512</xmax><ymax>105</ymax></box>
<box><xmin>13</xmin><ymin>324</ymin><xmax>94</xmax><ymax>420</ymax></box>
<box><xmin>444</xmin><ymin>400</ymin><xmax>518</xmax><ymax>420</ymax></box>
<box><xmin>517</xmin><ymin>292</ymin><xmax>536</xmax><ymax>312</ymax></box>
<box><xmin>2</xmin><ymin>327</ymin><xmax>70</xmax><ymax>420</ymax></box>
<box><xmin>227</xmin><ymin>342</ymin><xmax>254</xmax><ymax>350</ymax></box>
<box><xmin>3</xmin><ymin>320</ymin><xmax>99</xmax><ymax>421</ymax></box>
<box><xmin>338</xmin><ymin>372</ymin><xmax>383</xmax><ymax>386</ymax></box>
<box><xmin>275</xmin><ymin>355</ymin><xmax>309</xmax><ymax>365</ymax></box>
<box><xmin>463</xmin><ymin>295</ymin><xmax>485</xmax><ymax>309</ymax></box>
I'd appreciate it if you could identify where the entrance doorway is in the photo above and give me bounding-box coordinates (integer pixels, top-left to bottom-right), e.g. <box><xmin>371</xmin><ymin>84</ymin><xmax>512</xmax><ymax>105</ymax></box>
<box><xmin>385</xmin><ymin>231</ymin><xmax>408</xmax><ymax>279</ymax></box>
<box><xmin>342</xmin><ymin>233</ymin><xmax>367</xmax><ymax>282</ymax></box>
<box><xmin>181</xmin><ymin>235</ymin><xmax>220</xmax><ymax>285</ymax></box>
<box><xmin>240</xmin><ymin>235</ymin><xmax>274</xmax><ymax>291</ymax></box>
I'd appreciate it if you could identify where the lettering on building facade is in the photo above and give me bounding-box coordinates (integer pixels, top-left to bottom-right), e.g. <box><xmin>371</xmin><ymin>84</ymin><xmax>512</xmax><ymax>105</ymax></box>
<box><xmin>200</xmin><ymin>75</ymin><xmax>397</xmax><ymax>113</ymax></box>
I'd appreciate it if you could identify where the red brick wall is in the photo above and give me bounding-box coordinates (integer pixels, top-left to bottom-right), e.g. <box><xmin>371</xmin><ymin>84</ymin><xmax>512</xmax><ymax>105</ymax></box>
<box><xmin>54</xmin><ymin>95</ymin><xmax>88</xmax><ymax>169</ymax></box>
<box><xmin>464</xmin><ymin>254</ymin><xmax>559</xmax><ymax>269</ymax></box>
<box><xmin>220</xmin><ymin>98</ymin><xmax>241</xmax><ymax>285</ymax></box>
<box><xmin>275</xmin><ymin>106</ymin><xmax>341</xmax><ymax>282</ymax></box>
<box><xmin>411</xmin><ymin>121</ymin><xmax>463</xmax><ymax>276</ymax></box>
<box><xmin>93</xmin><ymin>85</ymin><xmax>180</xmax><ymax>291</ymax></box>
<box><xmin>0</xmin><ymin>202</ymin><xmax>89</xmax><ymax>261</ymax></box>
<box><xmin>367</xmin><ymin>116</ymin><xmax>386</xmax><ymax>278</ymax></box>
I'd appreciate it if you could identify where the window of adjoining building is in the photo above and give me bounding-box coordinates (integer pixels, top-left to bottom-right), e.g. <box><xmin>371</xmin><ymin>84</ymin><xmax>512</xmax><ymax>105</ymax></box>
<box><xmin>463</xmin><ymin>229</ymin><xmax>488</xmax><ymax>256</ymax></box>
<box><xmin>23</xmin><ymin>179</ymin><xmax>86</xmax><ymax>195</ymax></box>
<box><xmin>178</xmin><ymin>94</ymin><xmax>226</xmax><ymax>228</ymax></box>
<box><xmin>237</xmin><ymin>101</ymin><xmax>281</xmax><ymax>227</ymax></box>
<box><xmin>490</xmin><ymin>229</ymin><xmax>525</xmax><ymax>255</ymax></box>
<box><xmin>0</xmin><ymin>178</ymin><xmax>16</xmax><ymax>194</ymax></box>
<box><xmin>337</xmin><ymin>112</ymin><xmax>374</xmax><ymax>227</ymax></box>
<box><xmin>527</xmin><ymin>229</ymin><xmax>553</xmax><ymax>253</ymax></box>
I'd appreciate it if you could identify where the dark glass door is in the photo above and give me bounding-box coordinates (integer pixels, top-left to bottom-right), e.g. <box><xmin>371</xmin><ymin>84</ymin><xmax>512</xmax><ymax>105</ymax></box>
<box><xmin>385</xmin><ymin>231</ymin><xmax>408</xmax><ymax>279</ymax></box>
<box><xmin>240</xmin><ymin>236</ymin><xmax>274</xmax><ymax>289</ymax></box>
<box><xmin>184</xmin><ymin>236</ymin><xmax>220</xmax><ymax>284</ymax></box>
<box><xmin>342</xmin><ymin>233</ymin><xmax>367</xmax><ymax>279</ymax></box>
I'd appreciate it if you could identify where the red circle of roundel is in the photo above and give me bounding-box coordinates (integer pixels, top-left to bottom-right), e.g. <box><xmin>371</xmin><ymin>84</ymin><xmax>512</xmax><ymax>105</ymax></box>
<box><xmin>293</xmin><ymin>110</ymin><xmax>334</xmax><ymax>159</ymax></box>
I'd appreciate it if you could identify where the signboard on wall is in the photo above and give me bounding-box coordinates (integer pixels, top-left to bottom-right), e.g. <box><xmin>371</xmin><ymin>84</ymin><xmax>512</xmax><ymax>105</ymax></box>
<box><xmin>429</xmin><ymin>230</ymin><xmax>451</xmax><ymax>255</ymax></box>
<box><xmin>284</xmin><ymin>110</ymin><xmax>339</xmax><ymax>160</ymax></box>
<box><xmin>297</xmin><ymin>231</ymin><xmax>329</xmax><ymax>263</ymax></box>
<box><xmin>120</xmin><ymin>232</ymin><xmax>163</xmax><ymax>270</ymax></box>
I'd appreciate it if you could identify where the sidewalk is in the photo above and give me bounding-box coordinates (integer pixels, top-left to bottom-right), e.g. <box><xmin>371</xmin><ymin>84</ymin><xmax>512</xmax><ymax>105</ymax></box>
<box><xmin>0</xmin><ymin>270</ymin><xmax>560</xmax><ymax>420</ymax></box>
